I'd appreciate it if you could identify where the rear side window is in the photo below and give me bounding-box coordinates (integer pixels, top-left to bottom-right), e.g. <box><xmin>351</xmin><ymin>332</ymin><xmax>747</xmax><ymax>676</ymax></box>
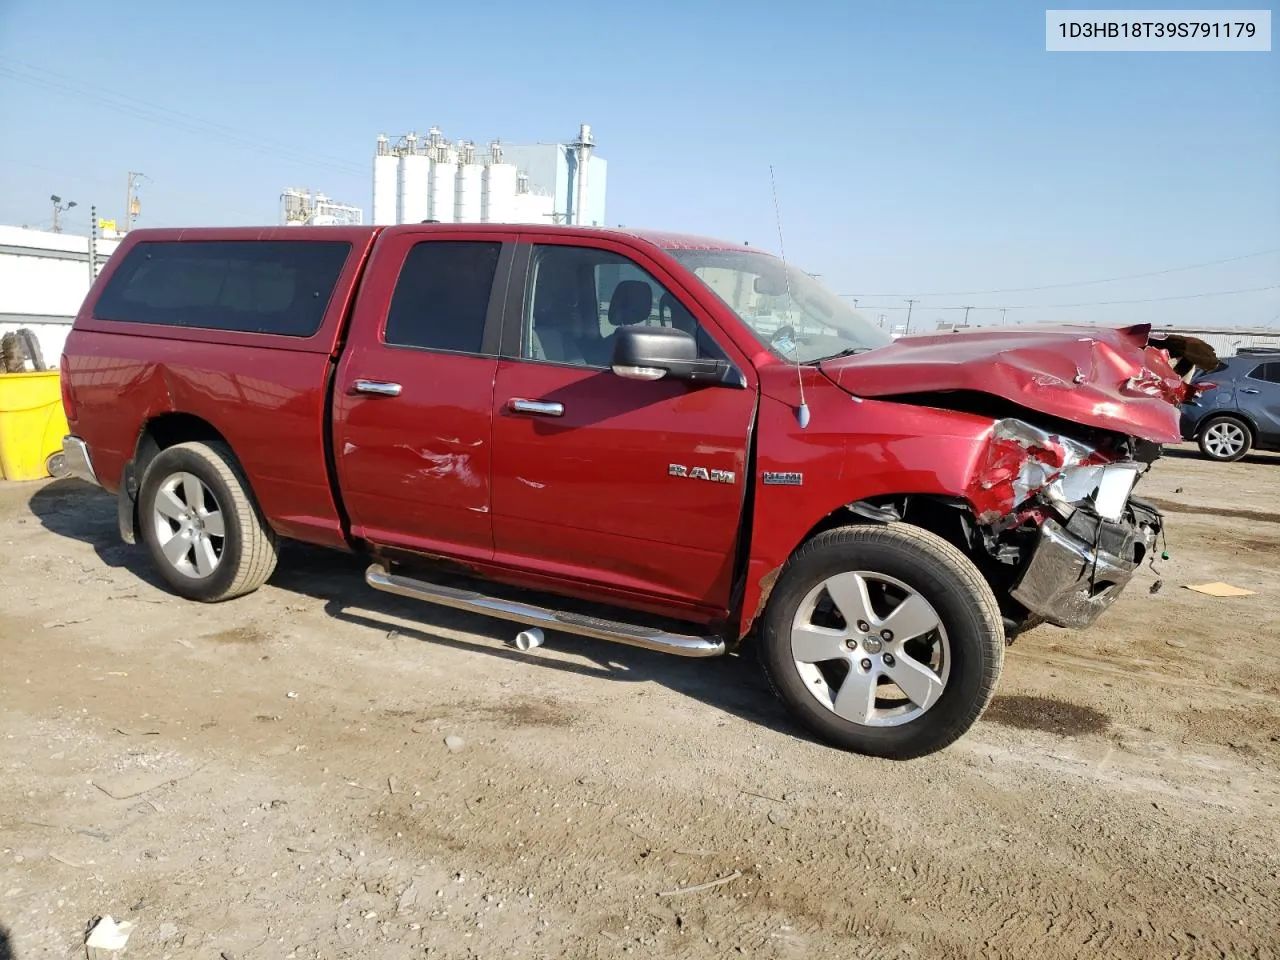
<box><xmin>384</xmin><ymin>240</ymin><xmax>502</xmax><ymax>354</ymax></box>
<box><xmin>93</xmin><ymin>240</ymin><xmax>352</xmax><ymax>337</ymax></box>
<box><xmin>1247</xmin><ymin>362</ymin><xmax>1280</xmax><ymax>384</ymax></box>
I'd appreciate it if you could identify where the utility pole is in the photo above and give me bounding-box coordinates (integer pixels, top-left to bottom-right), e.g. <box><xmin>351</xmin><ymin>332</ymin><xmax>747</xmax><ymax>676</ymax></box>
<box><xmin>89</xmin><ymin>205</ymin><xmax>98</xmax><ymax>283</ymax></box>
<box><xmin>1000</xmin><ymin>307</ymin><xmax>1008</xmax><ymax>325</ymax></box>
<box><xmin>904</xmin><ymin>298</ymin><xmax>919</xmax><ymax>333</ymax></box>
<box><xmin>125</xmin><ymin>171</ymin><xmax>147</xmax><ymax>232</ymax></box>
<box><xmin>962</xmin><ymin>305</ymin><xmax>974</xmax><ymax>326</ymax></box>
<box><xmin>50</xmin><ymin>195</ymin><xmax>76</xmax><ymax>233</ymax></box>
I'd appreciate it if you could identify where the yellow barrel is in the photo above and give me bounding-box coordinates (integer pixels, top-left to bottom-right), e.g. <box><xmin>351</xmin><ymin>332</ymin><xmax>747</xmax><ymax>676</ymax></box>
<box><xmin>0</xmin><ymin>371</ymin><xmax>70</xmax><ymax>481</ymax></box>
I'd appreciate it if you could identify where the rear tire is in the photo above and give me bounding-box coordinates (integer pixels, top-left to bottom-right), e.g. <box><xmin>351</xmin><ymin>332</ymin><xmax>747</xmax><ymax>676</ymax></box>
<box><xmin>759</xmin><ymin>523</ymin><xmax>1004</xmax><ymax>760</ymax></box>
<box><xmin>1197</xmin><ymin>415</ymin><xmax>1252</xmax><ymax>462</ymax></box>
<box><xmin>138</xmin><ymin>441</ymin><xmax>278</xmax><ymax>602</ymax></box>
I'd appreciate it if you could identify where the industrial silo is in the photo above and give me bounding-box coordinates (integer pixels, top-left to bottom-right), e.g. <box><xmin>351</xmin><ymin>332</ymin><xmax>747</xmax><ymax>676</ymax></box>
<box><xmin>372</xmin><ymin>134</ymin><xmax>399</xmax><ymax>225</ymax></box>
<box><xmin>398</xmin><ymin>134</ymin><xmax>431</xmax><ymax>224</ymax></box>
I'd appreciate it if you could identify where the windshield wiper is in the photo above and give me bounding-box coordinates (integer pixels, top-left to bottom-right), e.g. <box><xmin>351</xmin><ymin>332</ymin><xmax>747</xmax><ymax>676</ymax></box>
<box><xmin>807</xmin><ymin>347</ymin><xmax>874</xmax><ymax>364</ymax></box>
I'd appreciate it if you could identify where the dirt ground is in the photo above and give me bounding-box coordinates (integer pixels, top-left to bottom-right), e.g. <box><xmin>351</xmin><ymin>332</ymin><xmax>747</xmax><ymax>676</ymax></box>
<box><xmin>1</xmin><ymin>443</ymin><xmax>1278</xmax><ymax>960</ymax></box>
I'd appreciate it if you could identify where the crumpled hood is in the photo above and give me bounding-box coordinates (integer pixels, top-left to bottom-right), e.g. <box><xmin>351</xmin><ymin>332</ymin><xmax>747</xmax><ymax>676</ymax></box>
<box><xmin>819</xmin><ymin>323</ymin><xmax>1217</xmax><ymax>444</ymax></box>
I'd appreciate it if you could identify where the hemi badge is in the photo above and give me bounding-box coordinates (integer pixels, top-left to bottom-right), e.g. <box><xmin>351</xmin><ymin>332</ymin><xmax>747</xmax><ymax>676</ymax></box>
<box><xmin>763</xmin><ymin>472</ymin><xmax>803</xmax><ymax>486</ymax></box>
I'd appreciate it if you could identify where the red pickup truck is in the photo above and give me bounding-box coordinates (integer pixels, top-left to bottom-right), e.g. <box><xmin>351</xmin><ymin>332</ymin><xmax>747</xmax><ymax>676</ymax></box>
<box><xmin>58</xmin><ymin>224</ymin><xmax>1212</xmax><ymax>759</ymax></box>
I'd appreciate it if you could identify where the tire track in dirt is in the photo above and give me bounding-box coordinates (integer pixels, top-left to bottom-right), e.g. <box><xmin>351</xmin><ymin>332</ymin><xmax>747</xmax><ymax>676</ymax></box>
<box><xmin>1147</xmin><ymin>497</ymin><xmax>1280</xmax><ymax>525</ymax></box>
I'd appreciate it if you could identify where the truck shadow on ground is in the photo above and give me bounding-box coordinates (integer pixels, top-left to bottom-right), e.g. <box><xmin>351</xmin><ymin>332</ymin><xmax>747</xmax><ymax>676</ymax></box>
<box><xmin>28</xmin><ymin>479</ymin><xmax>807</xmax><ymax>743</ymax></box>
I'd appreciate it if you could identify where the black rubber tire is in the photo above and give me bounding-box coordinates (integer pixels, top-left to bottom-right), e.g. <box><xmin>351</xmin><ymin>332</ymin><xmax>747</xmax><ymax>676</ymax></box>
<box><xmin>759</xmin><ymin>523</ymin><xmax>1004</xmax><ymax>760</ymax></box>
<box><xmin>1197</xmin><ymin>414</ymin><xmax>1252</xmax><ymax>462</ymax></box>
<box><xmin>137</xmin><ymin>441</ymin><xmax>278</xmax><ymax>602</ymax></box>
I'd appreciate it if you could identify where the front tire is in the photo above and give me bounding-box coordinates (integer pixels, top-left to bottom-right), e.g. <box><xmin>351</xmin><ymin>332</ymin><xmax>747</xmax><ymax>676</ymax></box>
<box><xmin>1197</xmin><ymin>415</ymin><xmax>1252</xmax><ymax>462</ymax></box>
<box><xmin>759</xmin><ymin>523</ymin><xmax>1004</xmax><ymax>760</ymax></box>
<box><xmin>138</xmin><ymin>441</ymin><xmax>278</xmax><ymax>602</ymax></box>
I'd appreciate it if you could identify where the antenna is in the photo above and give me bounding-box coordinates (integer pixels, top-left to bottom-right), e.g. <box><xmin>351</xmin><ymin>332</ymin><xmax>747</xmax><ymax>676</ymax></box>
<box><xmin>769</xmin><ymin>165</ymin><xmax>809</xmax><ymax>429</ymax></box>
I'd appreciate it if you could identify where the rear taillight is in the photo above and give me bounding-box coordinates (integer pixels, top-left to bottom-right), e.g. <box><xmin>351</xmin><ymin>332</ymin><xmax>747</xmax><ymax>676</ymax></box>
<box><xmin>1188</xmin><ymin>380</ymin><xmax>1219</xmax><ymax>403</ymax></box>
<box><xmin>59</xmin><ymin>354</ymin><xmax>76</xmax><ymax>420</ymax></box>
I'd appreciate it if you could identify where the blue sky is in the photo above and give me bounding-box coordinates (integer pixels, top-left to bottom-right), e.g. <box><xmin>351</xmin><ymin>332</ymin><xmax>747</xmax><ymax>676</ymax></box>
<box><xmin>0</xmin><ymin>0</ymin><xmax>1276</xmax><ymax>328</ymax></box>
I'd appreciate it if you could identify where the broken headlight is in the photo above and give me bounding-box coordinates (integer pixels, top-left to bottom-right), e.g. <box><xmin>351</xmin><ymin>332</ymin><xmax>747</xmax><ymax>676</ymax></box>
<box><xmin>970</xmin><ymin>419</ymin><xmax>1144</xmax><ymax>525</ymax></box>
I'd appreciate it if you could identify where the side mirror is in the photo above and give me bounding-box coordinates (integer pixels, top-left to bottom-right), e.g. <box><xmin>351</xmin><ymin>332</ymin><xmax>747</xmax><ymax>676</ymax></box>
<box><xmin>753</xmin><ymin>274</ymin><xmax>787</xmax><ymax>296</ymax></box>
<box><xmin>610</xmin><ymin>326</ymin><xmax>730</xmax><ymax>384</ymax></box>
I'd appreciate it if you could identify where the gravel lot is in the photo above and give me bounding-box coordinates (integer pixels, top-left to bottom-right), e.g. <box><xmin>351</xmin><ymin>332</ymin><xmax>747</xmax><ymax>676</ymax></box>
<box><xmin>2</xmin><ymin>444</ymin><xmax>1278</xmax><ymax>959</ymax></box>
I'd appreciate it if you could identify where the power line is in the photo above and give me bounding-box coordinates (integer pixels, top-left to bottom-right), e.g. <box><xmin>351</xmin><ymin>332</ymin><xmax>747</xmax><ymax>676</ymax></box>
<box><xmin>839</xmin><ymin>247</ymin><xmax>1280</xmax><ymax>298</ymax></box>
<box><xmin>0</xmin><ymin>58</ymin><xmax>367</xmax><ymax>175</ymax></box>
<box><xmin>0</xmin><ymin>60</ymin><xmax>367</xmax><ymax>178</ymax></box>
<box><xmin>0</xmin><ymin>158</ymin><xmax>267</xmax><ymax>225</ymax></box>
<box><xmin>852</xmin><ymin>284</ymin><xmax>1280</xmax><ymax>313</ymax></box>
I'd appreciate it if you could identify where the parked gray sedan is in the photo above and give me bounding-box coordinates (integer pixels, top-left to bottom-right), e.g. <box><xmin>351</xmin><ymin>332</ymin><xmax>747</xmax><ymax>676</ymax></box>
<box><xmin>1179</xmin><ymin>349</ymin><xmax>1280</xmax><ymax>461</ymax></box>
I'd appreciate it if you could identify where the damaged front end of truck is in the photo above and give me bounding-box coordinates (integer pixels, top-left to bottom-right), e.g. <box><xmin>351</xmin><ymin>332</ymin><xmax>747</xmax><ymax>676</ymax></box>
<box><xmin>964</xmin><ymin>417</ymin><xmax>1165</xmax><ymax>630</ymax></box>
<box><xmin>823</xmin><ymin>323</ymin><xmax>1218</xmax><ymax>635</ymax></box>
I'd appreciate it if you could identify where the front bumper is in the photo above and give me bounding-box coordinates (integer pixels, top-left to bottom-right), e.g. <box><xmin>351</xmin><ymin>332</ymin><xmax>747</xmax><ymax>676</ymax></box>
<box><xmin>1009</xmin><ymin>499</ymin><xmax>1161</xmax><ymax>629</ymax></box>
<box><xmin>61</xmin><ymin>435</ymin><xmax>99</xmax><ymax>486</ymax></box>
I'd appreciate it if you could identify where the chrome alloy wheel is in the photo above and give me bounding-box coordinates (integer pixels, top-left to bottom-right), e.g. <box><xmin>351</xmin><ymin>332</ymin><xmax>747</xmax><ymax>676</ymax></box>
<box><xmin>151</xmin><ymin>472</ymin><xmax>226</xmax><ymax>579</ymax></box>
<box><xmin>790</xmin><ymin>571</ymin><xmax>950</xmax><ymax>728</ymax></box>
<box><xmin>1203</xmin><ymin>421</ymin><xmax>1247</xmax><ymax>459</ymax></box>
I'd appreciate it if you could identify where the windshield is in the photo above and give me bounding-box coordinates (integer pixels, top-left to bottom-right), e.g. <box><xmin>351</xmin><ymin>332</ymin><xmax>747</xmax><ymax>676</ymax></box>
<box><xmin>666</xmin><ymin>248</ymin><xmax>892</xmax><ymax>363</ymax></box>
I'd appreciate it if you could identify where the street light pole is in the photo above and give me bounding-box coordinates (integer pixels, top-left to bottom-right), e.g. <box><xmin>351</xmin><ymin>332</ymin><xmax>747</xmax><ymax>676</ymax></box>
<box><xmin>50</xmin><ymin>195</ymin><xmax>77</xmax><ymax>233</ymax></box>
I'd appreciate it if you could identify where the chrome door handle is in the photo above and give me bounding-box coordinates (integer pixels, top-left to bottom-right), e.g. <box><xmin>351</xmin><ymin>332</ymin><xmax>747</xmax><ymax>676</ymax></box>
<box><xmin>1241</xmin><ymin>388</ymin><xmax>1260</xmax><ymax>394</ymax></box>
<box><xmin>509</xmin><ymin>398</ymin><xmax>564</xmax><ymax>417</ymax></box>
<box><xmin>352</xmin><ymin>379</ymin><xmax>402</xmax><ymax>397</ymax></box>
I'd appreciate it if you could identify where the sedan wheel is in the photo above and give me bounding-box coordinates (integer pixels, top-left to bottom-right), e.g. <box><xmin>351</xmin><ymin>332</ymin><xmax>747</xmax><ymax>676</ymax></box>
<box><xmin>1199</xmin><ymin>417</ymin><xmax>1251</xmax><ymax>462</ymax></box>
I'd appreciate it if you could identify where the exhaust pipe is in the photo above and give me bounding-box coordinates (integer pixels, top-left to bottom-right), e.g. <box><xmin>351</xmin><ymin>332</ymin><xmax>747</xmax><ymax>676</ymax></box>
<box><xmin>514</xmin><ymin>627</ymin><xmax>545</xmax><ymax>651</ymax></box>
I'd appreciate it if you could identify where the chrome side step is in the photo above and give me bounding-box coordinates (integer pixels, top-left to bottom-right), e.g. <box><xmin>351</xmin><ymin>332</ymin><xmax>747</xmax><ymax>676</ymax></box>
<box><xmin>364</xmin><ymin>563</ymin><xmax>725</xmax><ymax>658</ymax></box>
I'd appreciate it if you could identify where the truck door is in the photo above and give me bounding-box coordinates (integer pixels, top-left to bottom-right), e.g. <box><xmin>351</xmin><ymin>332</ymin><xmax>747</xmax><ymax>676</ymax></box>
<box><xmin>333</xmin><ymin>229</ymin><xmax>516</xmax><ymax>562</ymax></box>
<box><xmin>489</xmin><ymin>236</ymin><xmax>757</xmax><ymax>618</ymax></box>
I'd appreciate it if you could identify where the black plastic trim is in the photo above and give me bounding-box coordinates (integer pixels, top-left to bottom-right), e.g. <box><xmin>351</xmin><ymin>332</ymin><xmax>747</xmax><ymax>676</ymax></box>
<box><xmin>498</xmin><ymin>243</ymin><xmax>532</xmax><ymax>359</ymax></box>
<box><xmin>724</xmin><ymin>391</ymin><xmax>761</xmax><ymax>643</ymax></box>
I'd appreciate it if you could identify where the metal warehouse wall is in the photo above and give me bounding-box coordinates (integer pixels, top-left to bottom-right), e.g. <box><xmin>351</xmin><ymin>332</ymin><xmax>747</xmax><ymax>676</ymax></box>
<box><xmin>0</xmin><ymin>226</ymin><xmax>119</xmax><ymax>365</ymax></box>
<box><xmin>1152</xmin><ymin>326</ymin><xmax>1280</xmax><ymax>359</ymax></box>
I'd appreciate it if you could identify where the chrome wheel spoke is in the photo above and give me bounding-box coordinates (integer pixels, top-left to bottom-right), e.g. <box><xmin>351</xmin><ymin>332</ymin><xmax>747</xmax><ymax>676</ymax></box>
<box><xmin>155</xmin><ymin>488</ymin><xmax>187</xmax><ymax>523</ymax></box>
<box><xmin>202</xmin><ymin>508</ymin><xmax>226</xmax><ymax>538</ymax></box>
<box><xmin>791</xmin><ymin>623</ymin><xmax>848</xmax><ymax>663</ymax></box>
<box><xmin>832</xmin><ymin>667</ymin><xmax>878</xmax><ymax>725</ymax></box>
<box><xmin>180</xmin><ymin>474</ymin><xmax>204</xmax><ymax>512</ymax></box>
<box><xmin>883</xmin><ymin>651</ymin><xmax>944</xmax><ymax>710</ymax></box>
<box><xmin>193</xmin><ymin>536</ymin><xmax>218</xmax><ymax>577</ymax></box>
<box><xmin>824</xmin><ymin>572</ymin><xmax>875</xmax><ymax>629</ymax></box>
<box><xmin>880</xmin><ymin>593</ymin><xmax>940</xmax><ymax>642</ymax></box>
<box><xmin>161</xmin><ymin>531</ymin><xmax>191</xmax><ymax>568</ymax></box>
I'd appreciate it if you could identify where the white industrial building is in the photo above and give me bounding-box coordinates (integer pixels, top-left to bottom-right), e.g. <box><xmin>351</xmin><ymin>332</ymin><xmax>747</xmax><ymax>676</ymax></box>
<box><xmin>0</xmin><ymin>225</ymin><xmax>119</xmax><ymax>364</ymax></box>
<box><xmin>280</xmin><ymin>188</ymin><xmax>363</xmax><ymax>226</ymax></box>
<box><xmin>372</xmin><ymin>123</ymin><xmax>606</xmax><ymax>227</ymax></box>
